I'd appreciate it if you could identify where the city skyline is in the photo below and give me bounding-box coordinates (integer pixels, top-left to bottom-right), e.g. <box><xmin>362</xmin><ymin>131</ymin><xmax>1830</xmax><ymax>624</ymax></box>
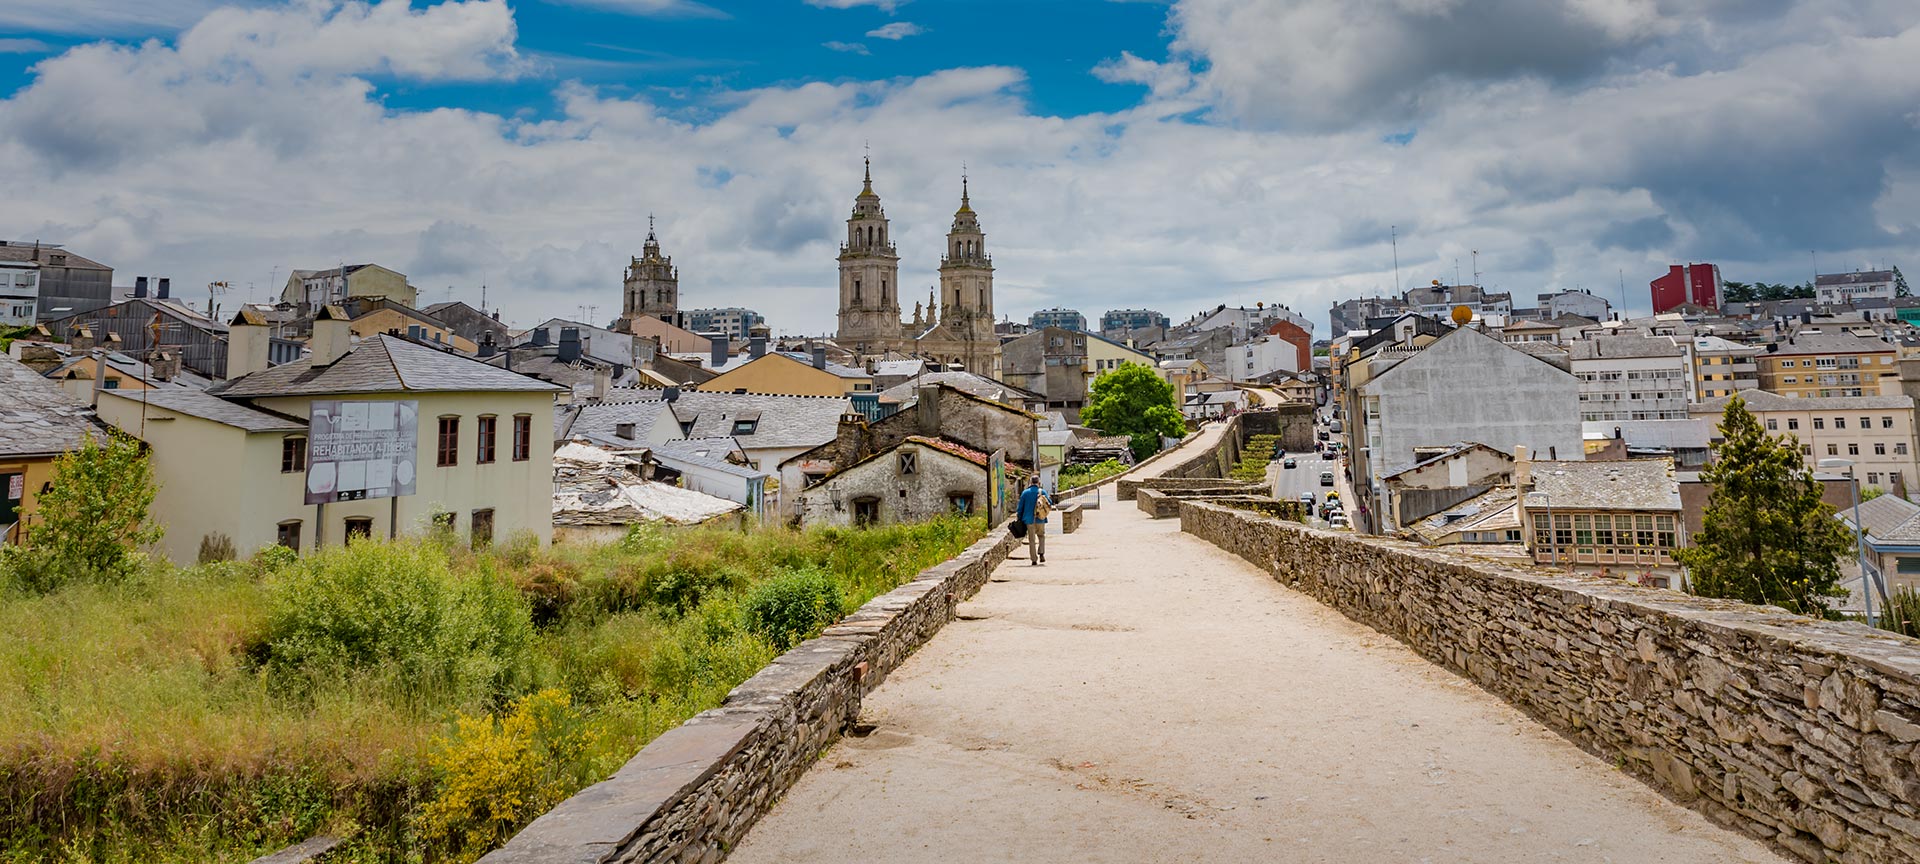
<box><xmin>0</xmin><ymin>0</ymin><xmax>1915</xmax><ymax>334</ymax></box>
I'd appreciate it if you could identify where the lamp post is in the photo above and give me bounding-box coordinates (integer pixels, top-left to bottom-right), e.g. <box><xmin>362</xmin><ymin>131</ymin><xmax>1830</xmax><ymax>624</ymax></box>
<box><xmin>1819</xmin><ymin>458</ymin><xmax>1874</xmax><ymax>626</ymax></box>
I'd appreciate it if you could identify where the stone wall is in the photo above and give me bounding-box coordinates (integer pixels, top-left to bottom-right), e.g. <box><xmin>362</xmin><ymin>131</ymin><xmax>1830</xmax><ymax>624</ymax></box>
<box><xmin>479</xmin><ymin>526</ymin><xmax>1019</xmax><ymax>864</ymax></box>
<box><xmin>1135</xmin><ymin>483</ymin><xmax>1271</xmax><ymax>519</ymax></box>
<box><xmin>1180</xmin><ymin>499</ymin><xmax>1920</xmax><ymax>863</ymax></box>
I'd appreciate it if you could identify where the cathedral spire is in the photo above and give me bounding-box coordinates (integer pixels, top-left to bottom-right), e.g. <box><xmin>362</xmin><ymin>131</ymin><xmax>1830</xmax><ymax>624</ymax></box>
<box><xmin>959</xmin><ymin>166</ymin><xmax>971</xmax><ymax>213</ymax></box>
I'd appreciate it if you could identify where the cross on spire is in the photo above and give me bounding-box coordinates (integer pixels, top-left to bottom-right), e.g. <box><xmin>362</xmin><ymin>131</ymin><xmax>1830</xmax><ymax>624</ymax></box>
<box><xmin>647</xmin><ymin>213</ymin><xmax>656</xmax><ymax>240</ymax></box>
<box><xmin>862</xmin><ymin>141</ymin><xmax>873</xmax><ymax>194</ymax></box>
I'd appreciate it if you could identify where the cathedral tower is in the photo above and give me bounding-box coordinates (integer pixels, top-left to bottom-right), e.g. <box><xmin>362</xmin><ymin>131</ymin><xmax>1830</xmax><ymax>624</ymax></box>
<box><xmin>835</xmin><ymin>157</ymin><xmax>903</xmax><ymax>353</ymax></box>
<box><xmin>937</xmin><ymin>174</ymin><xmax>997</xmax><ymax>373</ymax></box>
<box><xmin>622</xmin><ymin>216</ymin><xmax>678</xmax><ymax>328</ymax></box>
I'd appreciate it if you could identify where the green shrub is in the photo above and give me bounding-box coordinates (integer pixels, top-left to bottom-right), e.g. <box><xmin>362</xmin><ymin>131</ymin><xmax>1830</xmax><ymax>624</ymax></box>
<box><xmin>260</xmin><ymin>540</ymin><xmax>536</xmax><ymax>710</ymax></box>
<box><xmin>416</xmin><ymin>689</ymin><xmax>597</xmax><ymax>863</ymax></box>
<box><xmin>9</xmin><ymin>434</ymin><xmax>161</xmax><ymax>593</ymax></box>
<box><xmin>197</xmin><ymin>533</ymin><xmax>237</xmax><ymax>564</ymax></box>
<box><xmin>1879</xmin><ymin>587</ymin><xmax>1920</xmax><ymax>638</ymax></box>
<box><xmin>743</xmin><ymin>567</ymin><xmax>846</xmax><ymax>651</ymax></box>
<box><xmin>250</xmin><ymin>543</ymin><xmax>299</xmax><ymax>574</ymax></box>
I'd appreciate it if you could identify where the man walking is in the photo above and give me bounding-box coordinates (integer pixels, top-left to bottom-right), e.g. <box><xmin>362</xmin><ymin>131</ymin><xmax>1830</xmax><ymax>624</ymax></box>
<box><xmin>1017</xmin><ymin>476</ymin><xmax>1052</xmax><ymax>565</ymax></box>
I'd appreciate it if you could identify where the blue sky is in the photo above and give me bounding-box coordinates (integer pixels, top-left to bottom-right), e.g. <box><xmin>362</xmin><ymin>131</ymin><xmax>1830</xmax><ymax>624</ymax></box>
<box><xmin>0</xmin><ymin>0</ymin><xmax>1916</xmax><ymax>334</ymax></box>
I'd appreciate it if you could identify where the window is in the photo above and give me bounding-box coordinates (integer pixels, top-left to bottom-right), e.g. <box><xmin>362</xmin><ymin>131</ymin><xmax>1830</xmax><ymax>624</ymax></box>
<box><xmin>1636</xmin><ymin>515</ymin><xmax>1655</xmax><ymax>548</ymax></box>
<box><xmin>898</xmin><ymin>451</ymin><xmax>917</xmax><ymax>475</ymax></box>
<box><xmin>947</xmin><ymin>492</ymin><xmax>975</xmax><ymax>515</ymax></box>
<box><xmin>1788</xmin><ymin>418</ymin><xmax>1800</xmax><ymax>430</ymax></box>
<box><xmin>281</xmin><ymin>436</ymin><xmax>307</xmax><ymax>473</ymax></box>
<box><xmin>1765</xmin><ymin>418</ymin><xmax>1778</xmax><ymax>431</ymax></box>
<box><xmin>1656</xmin><ymin>515</ymin><xmax>1676</xmax><ymax>549</ymax></box>
<box><xmin>1814</xmin><ymin>418</ymin><xmax>1825</xmax><ymax>430</ymax></box>
<box><xmin>1553</xmin><ymin>513</ymin><xmax>1573</xmax><ymax>550</ymax></box>
<box><xmin>470</xmin><ymin>508</ymin><xmax>494</xmax><ymax>549</ymax></box>
<box><xmin>1594</xmin><ymin>514</ymin><xmax>1614</xmax><ymax>547</ymax></box>
<box><xmin>1885</xmin><ymin>416</ymin><xmax>1896</xmax><ymax>429</ymax></box>
<box><xmin>732</xmin><ymin>418</ymin><xmax>759</xmax><ymax>435</ymax></box>
<box><xmin>1835</xmin><ymin>417</ymin><xmax>1847</xmax><ymax>429</ymax></box>
<box><xmin>1850</xmin><ymin>443</ymin><xmax>1861</xmax><ymax>456</ymax></box>
<box><xmin>437</xmin><ymin>416</ymin><xmax>459</xmax><ymax>466</ymax></box>
<box><xmin>276</xmin><ymin>520</ymin><xmax>302</xmax><ymax>550</ymax></box>
<box><xmin>1899</xmin><ymin>558</ymin><xmax>1920</xmax><ymax>576</ymax></box>
<box><xmin>1899</xmin><ymin>443</ymin><xmax>1909</xmax><ymax>456</ymax></box>
<box><xmin>1828</xmin><ymin>444</ymin><xmax>1840</xmax><ymax>456</ymax></box>
<box><xmin>852</xmin><ymin>497</ymin><xmax>880</xmax><ymax>527</ymax></box>
<box><xmin>1802</xmin><ymin>444</ymin><xmax>1813</xmax><ymax>455</ymax></box>
<box><xmin>345</xmin><ymin>517</ymin><xmax>373</xmax><ymax>543</ymax></box>
<box><xmin>1574</xmin><ymin>514</ymin><xmax>1593</xmax><ymax>548</ymax></box>
<box><xmin>1781</xmin><ymin>360</ymin><xmax>1796</xmax><ymax>367</ymax></box>
<box><xmin>1863</xmin><ymin>417</ymin><xmax>1874</xmax><ymax>430</ymax></box>
<box><xmin>476</xmin><ymin>415</ymin><xmax>497</xmax><ymax>464</ymax></box>
<box><xmin>432</xmin><ymin>510</ymin><xmax>456</xmax><ymax>533</ymax></box>
<box><xmin>1877</xmin><ymin>443</ymin><xmax>1888</xmax><ymax>456</ymax></box>
<box><xmin>1531</xmin><ymin>513</ymin><xmax>1551</xmax><ymax>550</ymax></box>
<box><xmin>1869</xmin><ymin>472</ymin><xmax>1883</xmax><ymax>485</ymax></box>
<box><xmin>102</xmin><ymin>379</ymin><xmax>119</xmax><ymax>390</ymax></box>
<box><xmin>513</xmin><ymin>414</ymin><xmax>532</xmax><ymax>461</ymax></box>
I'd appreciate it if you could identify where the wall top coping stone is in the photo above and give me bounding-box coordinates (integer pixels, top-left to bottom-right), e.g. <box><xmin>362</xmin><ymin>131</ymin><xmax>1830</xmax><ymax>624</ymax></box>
<box><xmin>1184</xmin><ymin>500</ymin><xmax>1920</xmax><ymax>681</ymax></box>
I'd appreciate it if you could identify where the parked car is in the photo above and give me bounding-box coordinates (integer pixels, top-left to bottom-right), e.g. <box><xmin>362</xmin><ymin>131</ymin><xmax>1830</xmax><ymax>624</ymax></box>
<box><xmin>1317</xmin><ymin>430</ymin><xmax>1330</xmax><ymax>441</ymax></box>
<box><xmin>1298</xmin><ymin>492</ymin><xmax>1316</xmax><ymax>507</ymax></box>
<box><xmin>1328</xmin><ymin>513</ymin><xmax>1351</xmax><ymax>529</ymax></box>
<box><xmin>1283</xmin><ymin>458</ymin><xmax>1298</xmax><ymax>469</ymax></box>
<box><xmin>1319</xmin><ymin>471</ymin><xmax>1335</xmax><ymax>487</ymax></box>
<box><xmin>1326</xmin><ymin>490</ymin><xmax>1340</xmax><ymax>503</ymax></box>
<box><xmin>1329</xmin><ymin>421</ymin><xmax>1343</xmax><ymax>434</ymax></box>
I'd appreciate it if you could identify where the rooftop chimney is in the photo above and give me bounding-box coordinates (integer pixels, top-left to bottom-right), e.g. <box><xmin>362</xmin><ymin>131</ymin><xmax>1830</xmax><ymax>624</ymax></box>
<box><xmin>309</xmin><ymin>305</ymin><xmax>351</xmax><ymax>366</ymax></box>
<box><xmin>710</xmin><ymin>336</ymin><xmax>728</xmax><ymax>370</ymax></box>
<box><xmin>477</xmin><ymin>331</ymin><xmax>497</xmax><ymax>358</ymax></box>
<box><xmin>134</xmin><ymin>276</ymin><xmax>149</xmax><ymax>299</ymax></box>
<box><xmin>663</xmin><ymin>385</ymin><xmax>680</xmax><ymax>403</ymax></box>
<box><xmin>156</xmin><ymin>278</ymin><xmax>170</xmax><ymax>300</ymax></box>
<box><xmin>70</xmin><ymin>324</ymin><xmax>96</xmax><ymax>352</ymax></box>
<box><xmin>149</xmin><ymin>350</ymin><xmax>179</xmax><ymax>382</ymax></box>
<box><xmin>616</xmin><ymin>422</ymin><xmax>636</xmax><ymax>440</ymax></box>
<box><xmin>835</xmin><ymin>412</ymin><xmax>872</xmax><ymax>466</ymax></box>
<box><xmin>1513</xmin><ymin>445</ymin><xmax>1531</xmax><ymax>489</ymax></box>
<box><xmin>558</xmin><ymin>327</ymin><xmax>582</xmax><ymax>363</ymax></box>
<box><xmin>592</xmin><ymin>365</ymin><xmax>611</xmax><ymax>400</ymax></box>
<box><xmin>532</xmin><ymin>327</ymin><xmax>550</xmax><ymax>347</ymax></box>
<box><xmin>812</xmin><ymin>346</ymin><xmax>827</xmax><ymax>370</ymax></box>
<box><xmin>226</xmin><ymin>309</ymin><xmax>271</xmax><ymax>380</ymax></box>
<box><xmin>750</xmin><ymin>335</ymin><xmax>766</xmax><ymax>359</ymax></box>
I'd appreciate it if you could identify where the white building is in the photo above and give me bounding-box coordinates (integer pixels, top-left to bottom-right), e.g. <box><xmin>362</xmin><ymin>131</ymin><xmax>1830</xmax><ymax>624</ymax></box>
<box><xmin>1537</xmin><ymin>289</ymin><xmax>1612</xmax><ymax>322</ymax></box>
<box><xmin>0</xmin><ymin>260</ymin><xmax>38</xmax><ymax>327</ymax></box>
<box><xmin>1191</xmin><ymin>304</ymin><xmax>1314</xmax><ymax>342</ymax></box>
<box><xmin>1568</xmin><ymin>334</ymin><xmax>1691</xmax><ymax>422</ymax></box>
<box><xmin>1223</xmin><ymin>332</ymin><xmax>1305</xmax><ymax>382</ymax></box>
<box><xmin>1817</xmin><ymin>270</ymin><xmax>1898</xmax><ymax>305</ymax></box>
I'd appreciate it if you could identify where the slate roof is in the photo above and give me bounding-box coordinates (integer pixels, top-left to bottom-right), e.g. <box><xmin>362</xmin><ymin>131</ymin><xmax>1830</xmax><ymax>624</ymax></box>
<box><xmin>0</xmin><ymin>353</ymin><xmax>96</xmax><ymax>458</ymax></box>
<box><xmin>1692</xmin><ymin>390</ymin><xmax>1915</xmax><ymax>413</ymax></box>
<box><xmin>569</xmin><ymin>391</ymin><xmax>849</xmax><ymax>451</ymax></box>
<box><xmin>1768</xmin><ymin>331</ymin><xmax>1893</xmax><ymax>356</ymax></box>
<box><xmin>878</xmin><ymin>371</ymin><xmax>1042</xmax><ymax>406</ymax></box>
<box><xmin>1835</xmin><ymin>494</ymin><xmax>1920</xmax><ymax>544</ymax></box>
<box><xmin>1818</xmin><ymin>271</ymin><xmax>1896</xmax><ymax>286</ymax></box>
<box><xmin>1567</xmin><ymin>334</ymin><xmax>1686</xmax><ymax>361</ymax></box>
<box><xmin>1522</xmin><ymin>459</ymin><xmax>1681</xmax><ymax>511</ymax></box>
<box><xmin>208</xmin><ymin>334</ymin><xmax>562</xmax><ymax>397</ymax></box>
<box><xmin>1381</xmin><ymin>441</ymin><xmax>1509</xmax><ymax>481</ymax></box>
<box><xmin>99</xmin><ymin>388</ymin><xmax>305</xmax><ymax>433</ymax></box>
<box><xmin>650</xmin><ymin>437</ymin><xmax>769</xmax><ymax>479</ymax></box>
<box><xmin>0</xmin><ymin>243</ymin><xmax>109</xmax><ymax>270</ymax></box>
<box><xmin>1408</xmin><ymin>486</ymin><xmax>1521</xmax><ymax>544</ymax></box>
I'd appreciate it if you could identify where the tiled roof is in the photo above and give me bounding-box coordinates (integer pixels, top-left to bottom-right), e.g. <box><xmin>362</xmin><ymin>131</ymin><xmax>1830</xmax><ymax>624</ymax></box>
<box><xmin>904</xmin><ymin>435</ymin><xmax>992</xmax><ymax>467</ymax></box>
<box><xmin>1522</xmin><ymin>458</ymin><xmax>1681</xmax><ymax>511</ymax></box>
<box><xmin>0</xmin><ymin>243</ymin><xmax>109</xmax><ymax>269</ymax></box>
<box><xmin>1768</xmin><ymin>331</ymin><xmax>1892</xmax><ymax>356</ymax></box>
<box><xmin>0</xmin><ymin>354</ymin><xmax>96</xmax><ymax>458</ymax></box>
<box><xmin>569</xmin><ymin>390</ymin><xmax>849</xmax><ymax>451</ymax></box>
<box><xmin>209</xmin><ymin>334</ymin><xmax>563</xmax><ymax>397</ymax></box>
<box><xmin>1408</xmin><ymin>486</ymin><xmax>1521</xmax><ymax>543</ymax></box>
<box><xmin>1381</xmin><ymin>441</ymin><xmax>1508</xmax><ymax>481</ymax></box>
<box><xmin>100</xmin><ymin>388</ymin><xmax>305</xmax><ymax>433</ymax></box>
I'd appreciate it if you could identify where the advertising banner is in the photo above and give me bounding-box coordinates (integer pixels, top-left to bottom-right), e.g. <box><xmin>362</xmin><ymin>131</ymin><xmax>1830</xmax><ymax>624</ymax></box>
<box><xmin>304</xmin><ymin>400</ymin><xmax>419</xmax><ymax>505</ymax></box>
<box><xmin>988</xmin><ymin>449</ymin><xmax>1007</xmax><ymax>524</ymax></box>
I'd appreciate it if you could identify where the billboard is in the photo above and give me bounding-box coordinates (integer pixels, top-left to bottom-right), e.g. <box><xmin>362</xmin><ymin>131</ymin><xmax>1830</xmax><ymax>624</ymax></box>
<box><xmin>988</xmin><ymin>449</ymin><xmax>1007</xmax><ymax>524</ymax></box>
<box><xmin>305</xmin><ymin>400</ymin><xmax>419</xmax><ymax>505</ymax></box>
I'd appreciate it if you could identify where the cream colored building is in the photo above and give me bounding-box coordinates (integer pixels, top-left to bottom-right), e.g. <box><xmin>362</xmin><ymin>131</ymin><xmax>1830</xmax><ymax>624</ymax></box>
<box><xmin>1084</xmin><ymin>334</ymin><xmax>1156</xmax><ymax>390</ymax></box>
<box><xmin>348</xmin><ymin>301</ymin><xmax>477</xmax><ymax>353</ymax></box>
<box><xmin>280</xmin><ymin>263</ymin><xmax>415</xmax><ymax>312</ymax></box>
<box><xmin>1688</xmin><ymin>335</ymin><xmax>1761</xmax><ymax>400</ymax></box>
<box><xmin>700</xmin><ymin>351</ymin><xmax>873</xmax><ymax>397</ymax></box>
<box><xmin>1691</xmin><ymin>390</ymin><xmax>1920</xmax><ymax>497</ymax></box>
<box><xmin>1756</xmin><ymin>330</ymin><xmax>1898</xmax><ymax>398</ymax></box>
<box><xmin>98</xmin><ymin>315</ymin><xmax>562</xmax><ymax>563</ymax></box>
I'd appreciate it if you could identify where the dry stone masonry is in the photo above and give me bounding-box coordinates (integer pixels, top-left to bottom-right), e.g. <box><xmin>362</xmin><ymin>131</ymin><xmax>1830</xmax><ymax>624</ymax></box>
<box><xmin>1181</xmin><ymin>499</ymin><xmax>1920</xmax><ymax>864</ymax></box>
<box><xmin>478</xmin><ymin>526</ymin><xmax>1018</xmax><ymax>864</ymax></box>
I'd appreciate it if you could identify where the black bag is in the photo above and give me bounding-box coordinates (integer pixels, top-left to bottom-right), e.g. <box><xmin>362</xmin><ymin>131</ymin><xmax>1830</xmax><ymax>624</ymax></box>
<box><xmin>1009</xmin><ymin>519</ymin><xmax>1028</xmax><ymax>539</ymax></box>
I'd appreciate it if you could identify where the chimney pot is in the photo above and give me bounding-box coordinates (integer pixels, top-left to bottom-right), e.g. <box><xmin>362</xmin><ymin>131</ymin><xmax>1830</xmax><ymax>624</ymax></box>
<box><xmin>663</xmin><ymin>385</ymin><xmax>680</xmax><ymax>403</ymax></box>
<box><xmin>134</xmin><ymin>276</ymin><xmax>149</xmax><ymax>299</ymax></box>
<box><xmin>157</xmin><ymin>278</ymin><xmax>170</xmax><ymax>299</ymax></box>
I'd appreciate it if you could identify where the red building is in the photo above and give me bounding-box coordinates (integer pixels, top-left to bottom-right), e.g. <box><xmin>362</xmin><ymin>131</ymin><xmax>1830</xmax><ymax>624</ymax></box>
<box><xmin>1267</xmin><ymin>319</ymin><xmax>1313</xmax><ymax>371</ymax></box>
<box><xmin>1649</xmin><ymin>263</ymin><xmax>1721</xmax><ymax>314</ymax></box>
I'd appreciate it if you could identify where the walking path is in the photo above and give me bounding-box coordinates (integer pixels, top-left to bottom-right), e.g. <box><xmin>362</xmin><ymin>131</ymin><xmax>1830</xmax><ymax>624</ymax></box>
<box><xmin>729</xmin><ymin>499</ymin><xmax>1785</xmax><ymax>863</ymax></box>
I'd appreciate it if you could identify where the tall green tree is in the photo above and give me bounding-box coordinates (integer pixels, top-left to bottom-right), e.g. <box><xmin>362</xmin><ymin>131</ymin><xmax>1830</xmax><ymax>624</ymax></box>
<box><xmin>12</xmin><ymin>434</ymin><xmax>162</xmax><ymax>591</ymax></box>
<box><xmin>1895</xmin><ymin>266</ymin><xmax>1910</xmax><ymax>298</ymax></box>
<box><xmin>1081</xmin><ymin>363</ymin><xmax>1186</xmax><ymax>461</ymax></box>
<box><xmin>1676</xmin><ymin>396</ymin><xmax>1852</xmax><ymax>615</ymax></box>
<box><xmin>1721</xmin><ymin>281</ymin><xmax>1756</xmax><ymax>303</ymax></box>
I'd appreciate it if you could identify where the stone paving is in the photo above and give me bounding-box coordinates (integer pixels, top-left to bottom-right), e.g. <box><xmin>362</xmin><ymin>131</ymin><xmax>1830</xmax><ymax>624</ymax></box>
<box><xmin>728</xmin><ymin>492</ymin><xmax>1786</xmax><ymax>864</ymax></box>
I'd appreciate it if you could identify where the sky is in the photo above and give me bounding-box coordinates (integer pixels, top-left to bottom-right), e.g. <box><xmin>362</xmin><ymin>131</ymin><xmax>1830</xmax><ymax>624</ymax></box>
<box><xmin>2</xmin><ymin>0</ymin><xmax>1918</xmax><ymax>336</ymax></box>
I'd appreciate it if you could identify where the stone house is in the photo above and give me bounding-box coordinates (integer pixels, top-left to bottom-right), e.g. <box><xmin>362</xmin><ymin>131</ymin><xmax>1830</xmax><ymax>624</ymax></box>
<box><xmin>1000</xmin><ymin>325</ymin><xmax>1088</xmax><ymax>417</ymax></box>
<box><xmin>1380</xmin><ymin>442</ymin><xmax>1515</xmax><ymax>530</ymax></box>
<box><xmin>1518</xmin><ymin>456</ymin><xmax>1685</xmax><ymax>587</ymax></box>
<box><xmin>793</xmin><ymin>436</ymin><xmax>997</xmax><ymax>527</ymax></box>
<box><xmin>422</xmin><ymin>300</ymin><xmax>512</xmax><ymax>352</ymax></box>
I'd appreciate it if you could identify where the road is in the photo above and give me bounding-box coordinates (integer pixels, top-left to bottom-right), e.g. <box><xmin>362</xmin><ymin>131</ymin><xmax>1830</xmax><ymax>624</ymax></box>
<box><xmin>728</xmin><ymin>494</ymin><xmax>1783</xmax><ymax>864</ymax></box>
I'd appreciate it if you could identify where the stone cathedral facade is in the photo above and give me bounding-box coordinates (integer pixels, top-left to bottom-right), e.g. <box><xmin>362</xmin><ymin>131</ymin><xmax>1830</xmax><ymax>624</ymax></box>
<box><xmin>835</xmin><ymin>159</ymin><xmax>999</xmax><ymax>374</ymax></box>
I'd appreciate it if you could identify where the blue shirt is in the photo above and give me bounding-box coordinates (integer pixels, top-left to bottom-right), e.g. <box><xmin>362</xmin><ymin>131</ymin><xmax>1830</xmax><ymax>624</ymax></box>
<box><xmin>1017</xmin><ymin>485</ymin><xmax>1049</xmax><ymax>524</ymax></box>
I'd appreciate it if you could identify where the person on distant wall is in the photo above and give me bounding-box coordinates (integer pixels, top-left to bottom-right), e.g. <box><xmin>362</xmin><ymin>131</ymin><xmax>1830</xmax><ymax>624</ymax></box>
<box><xmin>1017</xmin><ymin>476</ymin><xmax>1053</xmax><ymax>566</ymax></box>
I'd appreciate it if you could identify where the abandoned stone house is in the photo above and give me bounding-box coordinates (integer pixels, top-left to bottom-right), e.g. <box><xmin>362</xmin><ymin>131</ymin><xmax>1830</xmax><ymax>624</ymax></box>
<box><xmin>793</xmin><ymin>436</ymin><xmax>999</xmax><ymax>527</ymax></box>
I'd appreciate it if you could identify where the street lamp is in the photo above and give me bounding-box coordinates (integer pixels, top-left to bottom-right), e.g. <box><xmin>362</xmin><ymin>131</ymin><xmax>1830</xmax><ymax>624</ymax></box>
<box><xmin>1819</xmin><ymin>458</ymin><xmax>1876</xmax><ymax>626</ymax></box>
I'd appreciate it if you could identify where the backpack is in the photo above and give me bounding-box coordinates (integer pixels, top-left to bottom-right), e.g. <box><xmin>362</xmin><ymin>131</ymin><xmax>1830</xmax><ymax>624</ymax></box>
<box><xmin>1034</xmin><ymin>494</ymin><xmax>1052</xmax><ymax>522</ymax></box>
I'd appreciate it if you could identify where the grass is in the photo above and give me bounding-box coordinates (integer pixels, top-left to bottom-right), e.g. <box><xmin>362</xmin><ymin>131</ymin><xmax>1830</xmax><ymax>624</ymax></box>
<box><xmin>0</xmin><ymin>516</ymin><xmax>984</xmax><ymax>864</ymax></box>
<box><xmin>1058</xmin><ymin>459</ymin><xmax>1130</xmax><ymax>490</ymax></box>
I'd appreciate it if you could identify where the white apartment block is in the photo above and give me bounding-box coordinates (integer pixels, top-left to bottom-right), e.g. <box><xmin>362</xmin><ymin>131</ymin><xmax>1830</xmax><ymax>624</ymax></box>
<box><xmin>1816</xmin><ymin>271</ymin><xmax>1897</xmax><ymax>305</ymax></box>
<box><xmin>1569</xmin><ymin>334</ymin><xmax>1691</xmax><ymax>422</ymax></box>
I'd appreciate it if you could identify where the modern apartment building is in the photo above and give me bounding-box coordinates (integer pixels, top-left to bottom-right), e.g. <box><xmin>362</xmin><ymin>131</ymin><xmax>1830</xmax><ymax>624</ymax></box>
<box><xmin>1028</xmin><ymin>307</ymin><xmax>1087</xmax><ymax>332</ymax></box>
<box><xmin>1688</xmin><ymin>335</ymin><xmax>1762</xmax><ymax>400</ymax></box>
<box><xmin>1816</xmin><ymin>271</ymin><xmax>1898</xmax><ymax>305</ymax></box>
<box><xmin>1650</xmin><ymin>263</ymin><xmax>1721</xmax><ymax>314</ymax></box>
<box><xmin>684</xmin><ymin>307</ymin><xmax>765</xmax><ymax>339</ymax></box>
<box><xmin>1568</xmin><ymin>334</ymin><xmax>1691</xmax><ymax>422</ymax></box>
<box><xmin>1756</xmin><ymin>331</ymin><xmax>1898</xmax><ymax>398</ymax></box>
<box><xmin>1100</xmin><ymin>308</ymin><xmax>1168</xmax><ymax>333</ymax></box>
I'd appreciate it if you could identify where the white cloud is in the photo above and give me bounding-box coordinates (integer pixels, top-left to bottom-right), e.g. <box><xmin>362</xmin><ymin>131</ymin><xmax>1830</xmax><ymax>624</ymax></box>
<box><xmin>0</xmin><ymin>39</ymin><xmax>54</xmax><ymax>54</ymax></box>
<box><xmin>0</xmin><ymin>0</ymin><xmax>1916</xmax><ymax>339</ymax></box>
<box><xmin>805</xmin><ymin>0</ymin><xmax>904</xmax><ymax>12</ymax></box>
<box><xmin>866</xmin><ymin>22</ymin><xmax>924</xmax><ymax>40</ymax></box>
<box><xmin>823</xmin><ymin>41</ymin><xmax>870</xmax><ymax>54</ymax></box>
<box><xmin>0</xmin><ymin>0</ymin><xmax>226</xmax><ymax>36</ymax></box>
<box><xmin>541</xmin><ymin>0</ymin><xmax>727</xmax><ymax>18</ymax></box>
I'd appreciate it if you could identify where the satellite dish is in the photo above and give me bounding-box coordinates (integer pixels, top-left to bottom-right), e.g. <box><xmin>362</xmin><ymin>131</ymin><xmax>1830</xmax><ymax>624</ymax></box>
<box><xmin>1451</xmin><ymin>305</ymin><xmax>1473</xmax><ymax>326</ymax></box>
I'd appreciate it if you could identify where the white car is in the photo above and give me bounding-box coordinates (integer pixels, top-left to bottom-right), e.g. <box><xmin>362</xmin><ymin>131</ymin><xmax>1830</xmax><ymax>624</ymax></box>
<box><xmin>1328</xmin><ymin>513</ymin><xmax>1351</xmax><ymax>529</ymax></box>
